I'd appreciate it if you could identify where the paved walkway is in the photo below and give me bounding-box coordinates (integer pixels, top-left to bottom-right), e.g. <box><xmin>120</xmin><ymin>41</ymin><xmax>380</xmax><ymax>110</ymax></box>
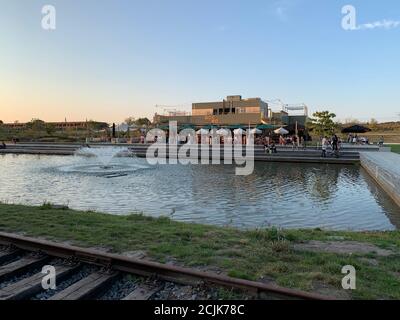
<box><xmin>360</xmin><ymin>152</ymin><xmax>400</xmax><ymax>177</ymax></box>
<box><xmin>360</xmin><ymin>152</ymin><xmax>400</xmax><ymax>206</ymax></box>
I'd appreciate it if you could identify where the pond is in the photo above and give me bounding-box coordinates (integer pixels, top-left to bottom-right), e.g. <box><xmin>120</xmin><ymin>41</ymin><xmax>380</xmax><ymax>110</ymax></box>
<box><xmin>0</xmin><ymin>153</ymin><xmax>399</xmax><ymax>231</ymax></box>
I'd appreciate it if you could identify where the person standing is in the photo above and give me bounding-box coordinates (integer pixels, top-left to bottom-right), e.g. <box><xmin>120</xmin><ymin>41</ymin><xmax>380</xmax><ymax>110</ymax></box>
<box><xmin>321</xmin><ymin>136</ymin><xmax>328</xmax><ymax>158</ymax></box>
<box><xmin>332</xmin><ymin>134</ymin><xmax>338</xmax><ymax>150</ymax></box>
<box><xmin>332</xmin><ymin>134</ymin><xmax>340</xmax><ymax>158</ymax></box>
<box><xmin>378</xmin><ymin>136</ymin><xmax>384</xmax><ymax>147</ymax></box>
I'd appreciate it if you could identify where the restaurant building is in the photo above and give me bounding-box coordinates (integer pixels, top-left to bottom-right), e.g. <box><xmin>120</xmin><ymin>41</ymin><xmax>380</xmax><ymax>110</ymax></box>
<box><xmin>153</xmin><ymin>95</ymin><xmax>308</xmax><ymax>128</ymax></box>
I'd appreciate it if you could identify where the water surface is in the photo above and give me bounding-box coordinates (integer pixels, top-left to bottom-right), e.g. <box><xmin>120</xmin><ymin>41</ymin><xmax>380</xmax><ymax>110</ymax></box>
<box><xmin>0</xmin><ymin>154</ymin><xmax>399</xmax><ymax>231</ymax></box>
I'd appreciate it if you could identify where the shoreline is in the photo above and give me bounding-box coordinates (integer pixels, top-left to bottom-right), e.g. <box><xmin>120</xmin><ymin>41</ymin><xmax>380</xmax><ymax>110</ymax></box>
<box><xmin>0</xmin><ymin>202</ymin><xmax>399</xmax><ymax>299</ymax></box>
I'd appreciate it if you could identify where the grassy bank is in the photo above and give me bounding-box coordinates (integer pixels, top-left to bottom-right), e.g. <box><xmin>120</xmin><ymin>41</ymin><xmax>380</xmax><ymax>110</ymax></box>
<box><xmin>388</xmin><ymin>144</ymin><xmax>400</xmax><ymax>154</ymax></box>
<box><xmin>0</xmin><ymin>203</ymin><xmax>399</xmax><ymax>299</ymax></box>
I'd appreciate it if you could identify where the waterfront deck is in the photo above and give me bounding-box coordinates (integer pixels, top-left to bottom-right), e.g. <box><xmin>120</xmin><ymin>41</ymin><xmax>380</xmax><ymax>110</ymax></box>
<box><xmin>0</xmin><ymin>143</ymin><xmax>364</xmax><ymax>164</ymax></box>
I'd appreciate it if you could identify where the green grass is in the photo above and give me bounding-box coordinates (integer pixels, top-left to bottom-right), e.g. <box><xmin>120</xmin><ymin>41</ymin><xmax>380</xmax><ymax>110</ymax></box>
<box><xmin>0</xmin><ymin>203</ymin><xmax>399</xmax><ymax>299</ymax></box>
<box><xmin>388</xmin><ymin>144</ymin><xmax>400</xmax><ymax>154</ymax></box>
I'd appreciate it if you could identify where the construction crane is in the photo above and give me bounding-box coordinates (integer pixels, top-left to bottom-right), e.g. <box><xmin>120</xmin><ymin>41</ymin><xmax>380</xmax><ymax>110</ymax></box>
<box><xmin>155</xmin><ymin>104</ymin><xmax>191</xmax><ymax>116</ymax></box>
<box><xmin>284</xmin><ymin>103</ymin><xmax>309</xmax><ymax>116</ymax></box>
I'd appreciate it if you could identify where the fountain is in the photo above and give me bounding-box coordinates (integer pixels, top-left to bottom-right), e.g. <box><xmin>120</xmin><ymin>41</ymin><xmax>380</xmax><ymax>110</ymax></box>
<box><xmin>74</xmin><ymin>147</ymin><xmax>128</xmax><ymax>169</ymax></box>
<box><xmin>57</xmin><ymin>146</ymin><xmax>148</xmax><ymax>177</ymax></box>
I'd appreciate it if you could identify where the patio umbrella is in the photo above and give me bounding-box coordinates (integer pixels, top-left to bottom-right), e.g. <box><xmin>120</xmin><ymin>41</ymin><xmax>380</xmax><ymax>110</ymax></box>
<box><xmin>257</xmin><ymin>124</ymin><xmax>278</xmax><ymax>130</ymax></box>
<box><xmin>202</xmin><ymin>125</ymin><xmax>218</xmax><ymax>130</ymax></box>
<box><xmin>209</xmin><ymin>128</ymin><xmax>218</xmax><ymax>135</ymax></box>
<box><xmin>216</xmin><ymin>128</ymin><xmax>230</xmax><ymax>135</ymax></box>
<box><xmin>341</xmin><ymin>125</ymin><xmax>371</xmax><ymax>134</ymax></box>
<box><xmin>274</xmin><ymin>127</ymin><xmax>289</xmax><ymax>135</ymax></box>
<box><xmin>233</xmin><ymin>128</ymin><xmax>246</xmax><ymax>135</ymax></box>
<box><xmin>227</xmin><ymin>124</ymin><xmax>245</xmax><ymax>129</ymax></box>
<box><xmin>180</xmin><ymin>124</ymin><xmax>195</xmax><ymax>130</ymax></box>
<box><xmin>196</xmin><ymin>128</ymin><xmax>209</xmax><ymax>135</ymax></box>
<box><xmin>249</xmin><ymin>128</ymin><xmax>262</xmax><ymax>134</ymax></box>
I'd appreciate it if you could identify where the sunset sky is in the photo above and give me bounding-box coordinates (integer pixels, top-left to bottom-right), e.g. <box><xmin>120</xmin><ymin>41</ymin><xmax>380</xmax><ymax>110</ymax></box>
<box><xmin>1</xmin><ymin>0</ymin><xmax>400</xmax><ymax>124</ymax></box>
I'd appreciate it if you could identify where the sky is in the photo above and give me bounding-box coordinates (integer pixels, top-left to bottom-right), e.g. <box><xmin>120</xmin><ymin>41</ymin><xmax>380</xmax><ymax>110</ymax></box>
<box><xmin>1</xmin><ymin>0</ymin><xmax>400</xmax><ymax>124</ymax></box>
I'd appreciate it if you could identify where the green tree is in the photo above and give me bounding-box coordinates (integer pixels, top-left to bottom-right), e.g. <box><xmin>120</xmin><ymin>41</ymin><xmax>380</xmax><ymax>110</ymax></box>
<box><xmin>26</xmin><ymin>119</ymin><xmax>46</xmax><ymax>131</ymax></box>
<box><xmin>45</xmin><ymin>123</ymin><xmax>56</xmax><ymax>135</ymax></box>
<box><xmin>135</xmin><ymin>118</ymin><xmax>151</xmax><ymax>127</ymax></box>
<box><xmin>369</xmin><ymin>118</ymin><xmax>378</xmax><ymax>130</ymax></box>
<box><xmin>124</xmin><ymin>117</ymin><xmax>136</xmax><ymax>126</ymax></box>
<box><xmin>307</xmin><ymin>111</ymin><xmax>337</xmax><ymax>137</ymax></box>
<box><xmin>87</xmin><ymin>120</ymin><xmax>106</xmax><ymax>131</ymax></box>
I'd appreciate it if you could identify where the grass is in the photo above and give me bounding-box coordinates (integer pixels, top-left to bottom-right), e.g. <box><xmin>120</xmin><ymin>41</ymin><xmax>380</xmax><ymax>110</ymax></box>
<box><xmin>388</xmin><ymin>144</ymin><xmax>400</xmax><ymax>154</ymax></box>
<box><xmin>0</xmin><ymin>202</ymin><xmax>399</xmax><ymax>299</ymax></box>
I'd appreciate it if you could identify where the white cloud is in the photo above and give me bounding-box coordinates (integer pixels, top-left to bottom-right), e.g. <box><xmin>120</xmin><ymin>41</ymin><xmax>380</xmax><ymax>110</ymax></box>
<box><xmin>356</xmin><ymin>19</ymin><xmax>400</xmax><ymax>30</ymax></box>
<box><xmin>275</xmin><ymin>6</ymin><xmax>287</xmax><ymax>21</ymax></box>
<box><xmin>273</xmin><ymin>0</ymin><xmax>293</xmax><ymax>22</ymax></box>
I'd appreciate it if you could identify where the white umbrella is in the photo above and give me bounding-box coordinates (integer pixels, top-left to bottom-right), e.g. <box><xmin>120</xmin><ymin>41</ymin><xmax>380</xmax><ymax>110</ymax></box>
<box><xmin>249</xmin><ymin>128</ymin><xmax>262</xmax><ymax>134</ymax></box>
<box><xmin>207</xmin><ymin>127</ymin><xmax>217</xmax><ymax>134</ymax></box>
<box><xmin>216</xmin><ymin>128</ymin><xmax>230</xmax><ymax>135</ymax></box>
<box><xmin>196</xmin><ymin>128</ymin><xmax>209</xmax><ymax>135</ymax></box>
<box><xmin>115</xmin><ymin>123</ymin><xmax>129</xmax><ymax>132</ymax></box>
<box><xmin>233</xmin><ymin>128</ymin><xmax>246</xmax><ymax>135</ymax></box>
<box><xmin>274</xmin><ymin>127</ymin><xmax>289</xmax><ymax>135</ymax></box>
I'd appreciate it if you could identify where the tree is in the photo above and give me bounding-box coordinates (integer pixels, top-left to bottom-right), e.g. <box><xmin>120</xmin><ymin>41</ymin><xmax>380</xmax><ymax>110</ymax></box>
<box><xmin>86</xmin><ymin>120</ymin><xmax>107</xmax><ymax>131</ymax></box>
<box><xmin>45</xmin><ymin>123</ymin><xmax>56</xmax><ymax>135</ymax></box>
<box><xmin>369</xmin><ymin>118</ymin><xmax>378</xmax><ymax>130</ymax></box>
<box><xmin>26</xmin><ymin>119</ymin><xmax>45</xmax><ymax>131</ymax></box>
<box><xmin>135</xmin><ymin>118</ymin><xmax>151</xmax><ymax>127</ymax></box>
<box><xmin>306</xmin><ymin>111</ymin><xmax>337</xmax><ymax>137</ymax></box>
<box><xmin>0</xmin><ymin>120</ymin><xmax>3</xmax><ymax>125</ymax></box>
<box><xmin>124</xmin><ymin>117</ymin><xmax>136</xmax><ymax>126</ymax></box>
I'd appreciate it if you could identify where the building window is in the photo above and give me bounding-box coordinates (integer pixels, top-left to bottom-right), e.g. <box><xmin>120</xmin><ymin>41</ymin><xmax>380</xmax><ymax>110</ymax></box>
<box><xmin>244</xmin><ymin>107</ymin><xmax>260</xmax><ymax>113</ymax></box>
<box><xmin>192</xmin><ymin>109</ymin><xmax>213</xmax><ymax>116</ymax></box>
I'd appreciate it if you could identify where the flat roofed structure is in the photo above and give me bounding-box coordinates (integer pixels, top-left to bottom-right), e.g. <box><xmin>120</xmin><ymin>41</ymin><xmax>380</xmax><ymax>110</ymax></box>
<box><xmin>154</xmin><ymin>95</ymin><xmax>269</xmax><ymax>127</ymax></box>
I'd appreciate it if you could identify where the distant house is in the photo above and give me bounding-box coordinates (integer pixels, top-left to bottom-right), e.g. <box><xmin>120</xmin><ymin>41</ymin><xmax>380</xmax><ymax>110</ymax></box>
<box><xmin>3</xmin><ymin>121</ymin><xmax>109</xmax><ymax>131</ymax></box>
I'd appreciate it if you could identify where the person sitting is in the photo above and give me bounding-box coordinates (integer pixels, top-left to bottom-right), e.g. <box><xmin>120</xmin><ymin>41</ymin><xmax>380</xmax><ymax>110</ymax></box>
<box><xmin>0</xmin><ymin>141</ymin><xmax>6</xmax><ymax>149</ymax></box>
<box><xmin>263</xmin><ymin>140</ymin><xmax>270</xmax><ymax>153</ymax></box>
<box><xmin>270</xmin><ymin>142</ymin><xmax>277</xmax><ymax>154</ymax></box>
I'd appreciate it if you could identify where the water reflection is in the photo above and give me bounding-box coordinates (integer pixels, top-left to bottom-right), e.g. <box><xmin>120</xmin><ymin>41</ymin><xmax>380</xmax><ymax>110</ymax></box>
<box><xmin>0</xmin><ymin>154</ymin><xmax>399</xmax><ymax>231</ymax></box>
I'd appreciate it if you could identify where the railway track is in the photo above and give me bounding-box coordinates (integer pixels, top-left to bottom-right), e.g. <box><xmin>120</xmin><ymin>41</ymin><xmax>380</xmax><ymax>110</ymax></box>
<box><xmin>0</xmin><ymin>232</ymin><xmax>333</xmax><ymax>301</ymax></box>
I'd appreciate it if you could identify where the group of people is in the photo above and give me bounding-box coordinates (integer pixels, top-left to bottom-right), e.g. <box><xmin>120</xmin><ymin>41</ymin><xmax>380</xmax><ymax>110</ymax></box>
<box><xmin>253</xmin><ymin>135</ymin><xmax>277</xmax><ymax>153</ymax></box>
<box><xmin>321</xmin><ymin>134</ymin><xmax>341</xmax><ymax>158</ymax></box>
<box><xmin>347</xmin><ymin>134</ymin><xmax>369</xmax><ymax>145</ymax></box>
<box><xmin>278</xmin><ymin>135</ymin><xmax>301</xmax><ymax>147</ymax></box>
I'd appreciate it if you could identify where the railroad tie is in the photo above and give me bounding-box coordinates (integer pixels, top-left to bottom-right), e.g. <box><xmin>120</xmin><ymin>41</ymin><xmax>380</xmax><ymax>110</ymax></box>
<box><xmin>0</xmin><ymin>249</ymin><xmax>22</xmax><ymax>264</ymax></box>
<box><xmin>122</xmin><ymin>284</ymin><xmax>162</xmax><ymax>300</ymax></box>
<box><xmin>49</xmin><ymin>272</ymin><xmax>119</xmax><ymax>300</ymax></box>
<box><xmin>0</xmin><ymin>256</ymin><xmax>49</xmax><ymax>282</ymax></box>
<box><xmin>0</xmin><ymin>264</ymin><xmax>80</xmax><ymax>300</ymax></box>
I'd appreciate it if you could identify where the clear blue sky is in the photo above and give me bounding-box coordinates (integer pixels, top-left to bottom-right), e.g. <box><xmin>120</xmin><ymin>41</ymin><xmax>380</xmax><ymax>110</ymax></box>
<box><xmin>1</xmin><ymin>0</ymin><xmax>400</xmax><ymax>123</ymax></box>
